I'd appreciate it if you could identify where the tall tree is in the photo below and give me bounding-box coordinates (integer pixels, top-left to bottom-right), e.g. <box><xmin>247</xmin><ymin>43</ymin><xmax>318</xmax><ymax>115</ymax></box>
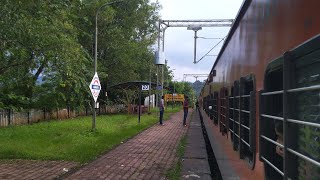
<box><xmin>0</xmin><ymin>0</ymin><xmax>162</xmax><ymax>109</ymax></box>
<box><xmin>0</xmin><ymin>0</ymin><xmax>91</xmax><ymax>109</ymax></box>
<box><xmin>86</xmin><ymin>0</ymin><xmax>161</xmax><ymax>104</ymax></box>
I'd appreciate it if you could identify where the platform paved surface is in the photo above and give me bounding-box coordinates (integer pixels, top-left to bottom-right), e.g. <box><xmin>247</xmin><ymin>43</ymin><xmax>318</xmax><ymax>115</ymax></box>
<box><xmin>181</xmin><ymin>110</ymin><xmax>211</xmax><ymax>180</ymax></box>
<box><xmin>0</xmin><ymin>110</ymin><xmax>194</xmax><ymax>180</ymax></box>
<box><xmin>0</xmin><ymin>160</ymin><xmax>78</xmax><ymax>180</ymax></box>
<box><xmin>65</xmin><ymin>111</ymin><xmax>189</xmax><ymax>180</ymax></box>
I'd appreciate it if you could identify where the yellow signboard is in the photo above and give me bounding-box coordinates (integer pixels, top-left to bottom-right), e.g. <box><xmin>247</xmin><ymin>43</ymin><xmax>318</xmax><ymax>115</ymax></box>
<box><xmin>164</xmin><ymin>94</ymin><xmax>184</xmax><ymax>102</ymax></box>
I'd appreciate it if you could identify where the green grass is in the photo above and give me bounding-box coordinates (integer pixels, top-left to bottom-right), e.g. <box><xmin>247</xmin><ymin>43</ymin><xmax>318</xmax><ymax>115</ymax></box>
<box><xmin>0</xmin><ymin>108</ymin><xmax>180</xmax><ymax>164</ymax></box>
<box><xmin>166</xmin><ymin>135</ymin><xmax>187</xmax><ymax>180</ymax></box>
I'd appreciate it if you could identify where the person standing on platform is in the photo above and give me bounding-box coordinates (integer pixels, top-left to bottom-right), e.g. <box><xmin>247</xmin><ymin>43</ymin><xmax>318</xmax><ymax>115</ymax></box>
<box><xmin>183</xmin><ymin>96</ymin><xmax>189</xmax><ymax>127</ymax></box>
<box><xmin>159</xmin><ymin>95</ymin><xmax>165</xmax><ymax>125</ymax></box>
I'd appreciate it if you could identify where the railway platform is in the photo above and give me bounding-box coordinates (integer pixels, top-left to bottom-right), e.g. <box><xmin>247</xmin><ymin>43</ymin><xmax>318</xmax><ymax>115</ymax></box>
<box><xmin>0</xmin><ymin>109</ymin><xmax>215</xmax><ymax>180</ymax></box>
<box><xmin>181</xmin><ymin>110</ymin><xmax>212</xmax><ymax>179</ymax></box>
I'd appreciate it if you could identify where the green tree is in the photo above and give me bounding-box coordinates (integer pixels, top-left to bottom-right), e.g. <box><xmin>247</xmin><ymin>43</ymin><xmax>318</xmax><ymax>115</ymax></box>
<box><xmin>0</xmin><ymin>0</ymin><xmax>162</xmax><ymax>110</ymax></box>
<box><xmin>0</xmin><ymin>1</ymin><xmax>91</xmax><ymax>109</ymax></box>
<box><xmin>87</xmin><ymin>0</ymin><xmax>161</xmax><ymax>104</ymax></box>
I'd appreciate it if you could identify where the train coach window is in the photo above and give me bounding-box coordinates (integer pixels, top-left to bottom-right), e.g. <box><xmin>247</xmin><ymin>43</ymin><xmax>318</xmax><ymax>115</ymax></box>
<box><xmin>259</xmin><ymin>57</ymin><xmax>284</xmax><ymax>180</ymax></box>
<box><xmin>204</xmin><ymin>95</ymin><xmax>210</xmax><ymax>116</ymax></box>
<box><xmin>207</xmin><ymin>86</ymin><xmax>213</xmax><ymax>119</ymax></box>
<box><xmin>208</xmin><ymin>94</ymin><xmax>214</xmax><ymax>120</ymax></box>
<box><xmin>233</xmin><ymin>81</ymin><xmax>240</xmax><ymax>151</ymax></box>
<box><xmin>260</xmin><ymin>35</ymin><xmax>320</xmax><ymax>180</ymax></box>
<box><xmin>286</xmin><ymin>43</ymin><xmax>320</xmax><ymax>180</ymax></box>
<box><xmin>219</xmin><ymin>87</ymin><xmax>228</xmax><ymax>136</ymax></box>
<box><xmin>240</xmin><ymin>74</ymin><xmax>256</xmax><ymax>169</ymax></box>
<box><xmin>213</xmin><ymin>92</ymin><xmax>219</xmax><ymax>125</ymax></box>
<box><xmin>229</xmin><ymin>87</ymin><xmax>235</xmax><ymax>143</ymax></box>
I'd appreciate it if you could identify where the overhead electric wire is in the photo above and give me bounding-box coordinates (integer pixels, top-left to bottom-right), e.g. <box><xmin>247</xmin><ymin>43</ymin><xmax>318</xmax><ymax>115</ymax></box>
<box><xmin>195</xmin><ymin>36</ymin><xmax>226</xmax><ymax>63</ymax></box>
<box><xmin>197</xmin><ymin>37</ymin><xmax>224</xmax><ymax>39</ymax></box>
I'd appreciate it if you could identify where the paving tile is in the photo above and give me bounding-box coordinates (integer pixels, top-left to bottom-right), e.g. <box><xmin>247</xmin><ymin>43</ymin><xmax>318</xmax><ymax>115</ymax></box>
<box><xmin>0</xmin><ymin>160</ymin><xmax>79</xmax><ymax>180</ymax></box>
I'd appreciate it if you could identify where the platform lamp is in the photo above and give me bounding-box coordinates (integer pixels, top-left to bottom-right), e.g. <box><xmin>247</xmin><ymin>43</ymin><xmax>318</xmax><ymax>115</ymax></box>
<box><xmin>187</xmin><ymin>26</ymin><xmax>202</xmax><ymax>64</ymax></box>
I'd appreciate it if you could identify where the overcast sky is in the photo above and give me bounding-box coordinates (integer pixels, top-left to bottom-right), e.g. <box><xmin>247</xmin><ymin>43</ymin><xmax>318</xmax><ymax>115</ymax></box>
<box><xmin>151</xmin><ymin>0</ymin><xmax>243</xmax><ymax>82</ymax></box>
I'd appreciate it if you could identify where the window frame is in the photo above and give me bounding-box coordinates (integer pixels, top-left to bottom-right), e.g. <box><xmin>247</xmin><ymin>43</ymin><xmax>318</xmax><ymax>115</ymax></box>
<box><xmin>259</xmin><ymin>35</ymin><xmax>320</xmax><ymax>179</ymax></box>
<box><xmin>229</xmin><ymin>86</ymin><xmax>235</xmax><ymax>143</ymax></box>
<box><xmin>219</xmin><ymin>87</ymin><xmax>228</xmax><ymax>136</ymax></box>
<box><xmin>239</xmin><ymin>74</ymin><xmax>256</xmax><ymax>169</ymax></box>
<box><xmin>233</xmin><ymin>80</ymin><xmax>241</xmax><ymax>151</ymax></box>
<box><xmin>213</xmin><ymin>91</ymin><xmax>219</xmax><ymax>125</ymax></box>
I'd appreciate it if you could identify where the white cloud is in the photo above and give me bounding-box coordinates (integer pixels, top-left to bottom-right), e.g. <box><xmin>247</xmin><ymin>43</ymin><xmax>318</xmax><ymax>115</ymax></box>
<box><xmin>151</xmin><ymin>0</ymin><xmax>243</xmax><ymax>82</ymax></box>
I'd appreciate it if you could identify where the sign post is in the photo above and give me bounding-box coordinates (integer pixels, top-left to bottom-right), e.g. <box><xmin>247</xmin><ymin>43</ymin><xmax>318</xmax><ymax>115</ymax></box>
<box><xmin>139</xmin><ymin>84</ymin><xmax>150</xmax><ymax>123</ymax></box>
<box><xmin>89</xmin><ymin>73</ymin><xmax>101</xmax><ymax>130</ymax></box>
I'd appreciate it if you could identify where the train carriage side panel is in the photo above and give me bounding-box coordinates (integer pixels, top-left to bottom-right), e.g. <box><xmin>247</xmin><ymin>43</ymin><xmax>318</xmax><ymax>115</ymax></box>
<box><xmin>201</xmin><ymin>0</ymin><xmax>320</xmax><ymax>179</ymax></box>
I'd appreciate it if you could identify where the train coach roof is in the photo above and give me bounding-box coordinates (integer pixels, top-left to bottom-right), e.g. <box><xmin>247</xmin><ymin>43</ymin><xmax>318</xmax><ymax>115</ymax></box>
<box><xmin>210</xmin><ymin>0</ymin><xmax>249</xmax><ymax>74</ymax></box>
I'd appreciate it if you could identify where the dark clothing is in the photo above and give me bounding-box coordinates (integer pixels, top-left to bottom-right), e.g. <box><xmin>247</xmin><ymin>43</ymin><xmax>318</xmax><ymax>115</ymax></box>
<box><xmin>183</xmin><ymin>108</ymin><xmax>188</xmax><ymax>125</ymax></box>
<box><xmin>159</xmin><ymin>98</ymin><xmax>164</xmax><ymax>125</ymax></box>
<box><xmin>195</xmin><ymin>101</ymin><xmax>199</xmax><ymax>110</ymax></box>
<box><xmin>159</xmin><ymin>109</ymin><xmax>164</xmax><ymax>125</ymax></box>
<box><xmin>183</xmin><ymin>99</ymin><xmax>189</xmax><ymax>125</ymax></box>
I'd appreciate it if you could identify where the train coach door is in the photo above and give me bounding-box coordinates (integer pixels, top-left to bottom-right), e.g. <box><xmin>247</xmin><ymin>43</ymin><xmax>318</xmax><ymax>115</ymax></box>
<box><xmin>259</xmin><ymin>35</ymin><xmax>320</xmax><ymax>180</ymax></box>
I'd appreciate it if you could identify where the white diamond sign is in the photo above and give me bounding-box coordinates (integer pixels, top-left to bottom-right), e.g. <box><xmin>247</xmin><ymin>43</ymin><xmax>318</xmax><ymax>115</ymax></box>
<box><xmin>89</xmin><ymin>72</ymin><xmax>101</xmax><ymax>102</ymax></box>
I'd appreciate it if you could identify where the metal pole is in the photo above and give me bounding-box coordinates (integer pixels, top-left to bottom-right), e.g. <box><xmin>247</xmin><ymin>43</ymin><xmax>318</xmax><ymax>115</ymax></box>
<box><xmin>149</xmin><ymin>63</ymin><xmax>151</xmax><ymax>113</ymax></box>
<box><xmin>162</xmin><ymin>29</ymin><xmax>166</xmax><ymax>52</ymax></box>
<box><xmin>161</xmin><ymin>65</ymin><xmax>164</xmax><ymax>96</ymax></box>
<box><xmin>93</xmin><ymin>0</ymin><xmax>125</xmax><ymax>130</ymax></box>
<box><xmin>193</xmin><ymin>30</ymin><xmax>198</xmax><ymax>64</ymax></box>
<box><xmin>93</xmin><ymin>12</ymin><xmax>98</xmax><ymax>130</ymax></box>
<box><xmin>138</xmin><ymin>88</ymin><xmax>141</xmax><ymax>123</ymax></box>
<box><xmin>173</xmin><ymin>82</ymin><xmax>175</xmax><ymax>108</ymax></box>
<box><xmin>165</xmin><ymin>59</ymin><xmax>168</xmax><ymax>88</ymax></box>
<box><xmin>158</xmin><ymin>20</ymin><xmax>161</xmax><ymax>55</ymax></box>
<box><xmin>94</xmin><ymin>15</ymin><xmax>98</xmax><ymax>73</ymax></box>
<box><xmin>172</xmin><ymin>90</ymin><xmax>173</xmax><ymax>109</ymax></box>
<box><xmin>161</xmin><ymin>28</ymin><xmax>165</xmax><ymax>97</ymax></box>
<box><xmin>156</xmin><ymin>20</ymin><xmax>161</xmax><ymax>108</ymax></box>
<box><xmin>156</xmin><ymin>65</ymin><xmax>159</xmax><ymax>107</ymax></box>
